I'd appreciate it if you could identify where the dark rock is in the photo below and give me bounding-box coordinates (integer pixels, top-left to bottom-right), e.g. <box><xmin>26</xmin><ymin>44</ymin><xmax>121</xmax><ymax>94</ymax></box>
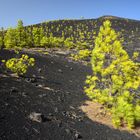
<box><xmin>45</xmin><ymin>116</ymin><xmax>52</xmax><ymax>122</ymax></box>
<box><xmin>25</xmin><ymin>78</ymin><xmax>31</xmax><ymax>82</ymax></box>
<box><xmin>29</xmin><ymin>112</ymin><xmax>43</xmax><ymax>123</ymax></box>
<box><xmin>62</xmin><ymin>111</ymin><xmax>69</xmax><ymax>116</ymax></box>
<box><xmin>10</xmin><ymin>87</ymin><xmax>18</xmax><ymax>93</ymax></box>
<box><xmin>35</xmin><ymin>83</ymin><xmax>39</xmax><ymax>87</ymax></box>
<box><xmin>25</xmin><ymin>78</ymin><xmax>37</xmax><ymax>83</ymax></box>
<box><xmin>31</xmin><ymin>78</ymin><xmax>37</xmax><ymax>83</ymax></box>
<box><xmin>75</xmin><ymin>133</ymin><xmax>82</xmax><ymax>139</ymax></box>
<box><xmin>78</xmin><ymin>118</ymin><xmax>83</xmax><ymax>122</ymax></box>
<box><xmin>29</xmin><ymin>112</ymin><xmax>51</xmax><ymax>123</ymax></box>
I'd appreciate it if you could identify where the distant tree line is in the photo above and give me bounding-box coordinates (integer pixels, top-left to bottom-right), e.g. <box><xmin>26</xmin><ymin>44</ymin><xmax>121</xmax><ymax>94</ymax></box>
<box><xmin>0</xmin><ymin>19</ymin><xmax>95</xmax><ymax>50</ymax></box>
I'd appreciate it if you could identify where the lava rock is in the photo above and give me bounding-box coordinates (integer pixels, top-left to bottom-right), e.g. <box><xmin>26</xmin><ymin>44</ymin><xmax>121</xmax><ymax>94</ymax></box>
<box><xmin>31</xmin><ymin>78</ymin><xmax>37</xmax><ymax>83</ymax></box>
<box><xmin>29</xmin><ymin>112</ymin><xmax>50</xmax><ymax>123</ymax></box>
<box><xmin>75</xmin><ymin>133</ymin><xmax>82</xmax><ymax>139</ymax></box>
<box><xmin>25</xmin><ymin>78</ymin><xmax>37</xmax><ymax>83</ymax></box>
<box><xmin>29</xmin><ymin>112</ymin><xmax>43</xmax><ymax>123</ymax></box>
<box><xmin>35</xmin><ymin>83</ymin><xmax>39</xmax><ymax>87</ymax></box>
<box><xmin>10</xmin><ymin>87</ymin><xmax>18</xmax><ymax>93</ymax></box>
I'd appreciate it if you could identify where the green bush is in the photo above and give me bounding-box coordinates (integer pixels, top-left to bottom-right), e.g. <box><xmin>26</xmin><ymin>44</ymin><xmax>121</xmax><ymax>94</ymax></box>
<box><xmin>41</xmin><ymin>35</ymin><xmax>64</xmax><ymax>48</ymax></box>
<box><xmin>5</xmin><ymin>54</ymin><xmax>35</xmax><ymax>75</ymax></box>
<box><xmin>71</xmin><ymin>49</ymin><xmax>91</xmax><ymax>61</ymax></box>
<box><xmin>84</xmin><ymin>20</ymin><xmax>140</xmax><ymax>129</ymax></box>
<box><xmin>64</xmin><ymin>38</ymin><xmax>74</xmax><ymax>49</ymax></box>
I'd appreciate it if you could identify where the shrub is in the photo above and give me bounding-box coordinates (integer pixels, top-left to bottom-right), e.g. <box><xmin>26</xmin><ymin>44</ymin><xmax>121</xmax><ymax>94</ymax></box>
<box><xmin>71</xmin><ymin>49</ymin><xmax>91</xmax><ymax>61</ymax></box>
<box><xmin>84</xmin><ymin>20</ymin><xmax>140</xmax><ymax>129</ymax></box>
<box><xmin>64</xmin><ymin>38</ymin><xmax>74</xmax><ymax>49</ymax></box>
<box><xmin>5</xmin><ymin>54</ymin><xmax>35</xmax><ymax>76</ymax></box>
<box><xmin>41</xmin><ymin>36</ymin><xmax>64</xmax><ymax>48</ymax></box>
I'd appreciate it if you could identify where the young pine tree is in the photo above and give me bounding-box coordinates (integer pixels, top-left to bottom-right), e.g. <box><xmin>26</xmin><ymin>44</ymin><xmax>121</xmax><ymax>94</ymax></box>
<box><xmin>16</xmin><ymin>19</ymin><xmax>26</xmax><ymax>48</ymax></box>
<box><xmin>32</xmin><ymin>27</ymin><xmax>44</xmax><ymax>47</ymax></box>
<box><xmin>0</xmin><ymin>27</ymin><xmax>5</xmax><ymax>49</ymax></box>
<box><xmin>85</xmin><ymin>20</ymin><xmax>140</xmax><ymax>129</ymax></box>
<box><xmin>4</xmin><ymin>27</ymin><xmax>17</xmax><ymax>49</ymax></box>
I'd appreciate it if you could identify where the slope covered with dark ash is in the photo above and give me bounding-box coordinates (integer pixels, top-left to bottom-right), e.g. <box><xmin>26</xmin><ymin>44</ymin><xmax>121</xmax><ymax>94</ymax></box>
<box><xmin>0</xmin><ymin>49</ymin><xmax>140</xmax><ymax>140</ymax></box>
<box><xmin>32</xmin><ymin>16</ymin><xmax>140</xmax><ymax>45</ymax></box>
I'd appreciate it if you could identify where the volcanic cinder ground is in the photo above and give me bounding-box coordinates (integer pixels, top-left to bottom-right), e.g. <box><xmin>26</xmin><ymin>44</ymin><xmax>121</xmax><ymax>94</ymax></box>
<box><xmin>0</xmin><ymin>48</ymin><xmax>140</xmax><ymax>140</ymax></box>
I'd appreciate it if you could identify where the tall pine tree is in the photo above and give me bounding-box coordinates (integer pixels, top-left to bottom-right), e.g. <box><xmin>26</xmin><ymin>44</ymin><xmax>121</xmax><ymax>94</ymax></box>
<box><xmin>85</xmin><ymin>20</ymin><xmax>140</xmax><ymax>129</ymax></box>
<box><xmin>4</xmin><ymin>27</ymin><xmax>17</xmax><ymax>49</ymax></box>
<box><xmin>16</xmin><ymin>20</ymin><xmax>26</xmax><ymax>48</ymax></box>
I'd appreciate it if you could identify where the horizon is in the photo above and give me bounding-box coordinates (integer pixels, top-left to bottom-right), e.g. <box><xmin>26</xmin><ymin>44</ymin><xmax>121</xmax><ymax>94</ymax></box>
<box><xmin>0</xmin><ymin>0</ymin><xmax>140</xmax><ymax>28</ymax></box>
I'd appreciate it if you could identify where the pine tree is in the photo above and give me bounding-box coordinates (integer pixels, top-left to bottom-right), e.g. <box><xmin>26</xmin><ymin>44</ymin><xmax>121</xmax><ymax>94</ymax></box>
<box><xmin>4</xmin><ymin>27</ymin><xmax>17</xmax><ymax>49</ymax></box>
<box><xmin>0</xmin><ymin>27</ymin><xmax>4</xmax><ymax>49</ymax></box>
<box><xmin>16</xmin><ymin>19</ymin><xmax>26</xmax><ymax>48</ymax></box>
<box><xmin>25</xmin><ymin>27</ymin><xmax>33</xmax><ymax>47</ymax></box>
<box><xmin>32</xmin><ymin>27</ymin><xmax>44</xmax><ymax>47</ymax></box>
<box><xmin>85</xmin><ymin>20</ymin><xmax>140</xmax><ymax>129</ymax></box>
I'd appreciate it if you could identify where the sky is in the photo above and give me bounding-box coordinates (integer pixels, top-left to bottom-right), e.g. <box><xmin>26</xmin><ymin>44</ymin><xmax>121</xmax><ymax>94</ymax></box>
<box><xmin>0</xmin><ymin>0</ymin><xmax>140</xmax><ymax>28</ymax></box>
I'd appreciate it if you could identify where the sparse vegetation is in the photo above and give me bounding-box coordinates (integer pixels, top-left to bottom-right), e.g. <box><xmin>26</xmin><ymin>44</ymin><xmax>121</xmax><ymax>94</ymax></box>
<box><xmin>71</xmin><ymin>49</ymin><xmax>91</xmax><ymax>61</ymax></box>
<box><xmin>5</xmin><ymin>54</ymin><xmax>35</xmax><ymax>76</ymax></box>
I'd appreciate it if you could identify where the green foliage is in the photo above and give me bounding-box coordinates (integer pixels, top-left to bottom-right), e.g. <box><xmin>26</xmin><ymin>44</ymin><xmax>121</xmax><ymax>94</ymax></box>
<box><xmin>132</xmin><ymin>52</ymin><xmax>139</xmax><ymax>60</ymax></box>
<box><xmin>71</xmin><ymin>49</ymin><xmax>91</xmax><ymax>61</ymax></box>
<box><xmin>1</xmin><ymin>18</ymin><xmax>138</xmax><ymax>51</ymax></box>
<box><xmin>40</xmin><ymin>36</ymin><xmax>49</xmax><ymax>47</ymax></box>
<box><xmin>40</xmin><ymin>33</ymin><xmax>64</xmax><ymax>48</ymax></box>
<box><xmin>4</xmin><ymin>27</ymin><xmax>17</xmax><ymax>49</ymax></box>
<box><xmin>76</xmin><ymin>41</ymin><xmax>89</xmax><ymax>50</ymax></box>
<box><xmin>26</xmin><ymin>27</ymin><xmax>34</xmax><ymax>47</ymax></box>
<box><xmin>0</xmin><ymin>27</ymin><xmax>4</xmax><ymax>49</ymax></box>
<box><xmin>84</xmin><ymin>20</ymin><xmax>140</xmax><ymax>129</ymax></box>
<box><xmin>16</xmin><ymin>19</ymin><xmax>27</xmax><ymax>47</ymax></box>
<box><xmin>32</xmin><ymin>27</ymin><xmax>44</xmax><ymax>47</ymax></box>
<box><xmin>64</xmin><ymin>38</ymin><xmax>74</xmax><ymax>49</ymax></box>
<box><xmin>5</xmin><ymin>54</ymin><xmax>35</xmax><ymax>75</ymax></box>
<box><xmin>0</xmin><ymin>36</ymin><xmax>3</xmax><ymax>49</ymax></box>
<box><xmin>51</xmin><ymin>36</ymin><xmax>64</xmax><ymax>48</ymax></box>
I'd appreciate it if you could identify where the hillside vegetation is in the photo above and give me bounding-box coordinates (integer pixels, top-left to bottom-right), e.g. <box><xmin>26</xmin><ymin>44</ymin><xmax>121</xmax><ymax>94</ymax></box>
<box><xmin>1</xmin><ymin>16</ymin><xmax>140</xmax><ymax>53</ymax></box>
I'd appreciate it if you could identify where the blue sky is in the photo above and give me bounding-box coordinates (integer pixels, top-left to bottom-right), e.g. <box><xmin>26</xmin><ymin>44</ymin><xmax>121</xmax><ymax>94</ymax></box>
<box><xmin>0</xmin><ymin>0</ymin><xmax>140</xmax><ymax>28</ymax></box>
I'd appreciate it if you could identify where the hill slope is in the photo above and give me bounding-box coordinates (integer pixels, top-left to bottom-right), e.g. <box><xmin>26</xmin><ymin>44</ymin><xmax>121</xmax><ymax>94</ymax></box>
<box><xmin>24</xmin><ymin>16</ymin><xmax>140</xmax><ymax>56</ymax></box>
